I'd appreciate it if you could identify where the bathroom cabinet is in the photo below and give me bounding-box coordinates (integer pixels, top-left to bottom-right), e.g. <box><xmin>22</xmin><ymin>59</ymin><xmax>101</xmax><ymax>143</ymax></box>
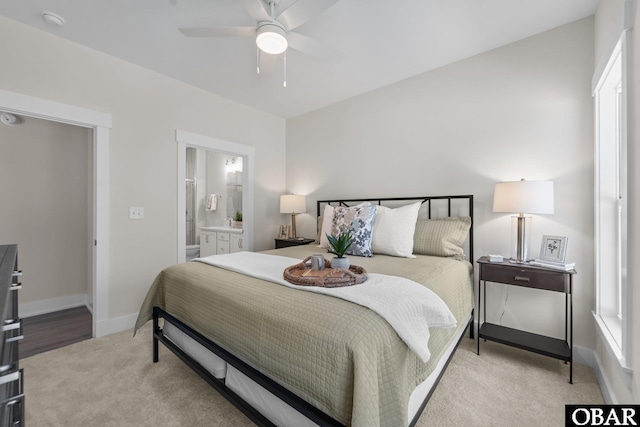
<box><xmin>200</xmin><ymin>227</ymin><xmax>243</xmax><ymax>257</ymax></box>
<box><xmin>201</xmin><ymin>231</ymin><xmax>217</xmax><ymax>257</ymax></box>
<box><xmin>231</xmin><ymin>234</ymin><xmax>243</xmax><ymax>252</ymax></box>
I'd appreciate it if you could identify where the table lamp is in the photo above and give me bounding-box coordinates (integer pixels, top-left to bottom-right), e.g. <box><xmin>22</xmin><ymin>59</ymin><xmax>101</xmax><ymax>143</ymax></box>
<box><xmin>280</xmin><ymin>194</ymin><xmax>306</xmax><ymax>239</ymax></box>
<box><xmin>493</xmin><ymin>179</ymin><xmax>554</xmax><ymax>263</ymax></box>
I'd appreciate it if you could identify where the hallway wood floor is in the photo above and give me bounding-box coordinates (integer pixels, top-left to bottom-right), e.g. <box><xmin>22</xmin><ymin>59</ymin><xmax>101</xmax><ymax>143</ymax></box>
<box><xmin>19</xmin><ymin>306</ymin><xmax>92</xmax><ymax>359</ymax></box>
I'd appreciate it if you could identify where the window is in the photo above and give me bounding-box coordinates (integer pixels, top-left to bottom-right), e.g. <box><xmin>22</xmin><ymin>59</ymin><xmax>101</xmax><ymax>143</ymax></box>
<box><xmin>593</xmin><ymin>35</ymin><xmax>631</xmax><ymax>373</ymax></box>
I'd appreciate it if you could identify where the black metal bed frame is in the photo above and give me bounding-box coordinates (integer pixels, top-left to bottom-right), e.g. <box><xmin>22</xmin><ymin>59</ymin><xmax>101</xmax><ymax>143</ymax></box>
<box><xmin>317</xmin><ymin>195</ymin><xmax>474</xmax><ymax>263</ymax></box>
<box><xmin>153</xmin><ymin>195</ymin><xmax>475</xmax><ymax>427</ymax></box>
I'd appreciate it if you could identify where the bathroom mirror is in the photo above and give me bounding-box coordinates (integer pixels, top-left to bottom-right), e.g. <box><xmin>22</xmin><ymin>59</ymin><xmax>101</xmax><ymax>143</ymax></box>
<box><xmin>225</xmin><ymin>157</ymin><xmax>243</xmax><ymax>221</ymax></box>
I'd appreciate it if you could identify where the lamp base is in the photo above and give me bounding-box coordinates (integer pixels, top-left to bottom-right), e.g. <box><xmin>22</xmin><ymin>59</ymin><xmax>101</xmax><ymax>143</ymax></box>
<box><xmin>510</xmin><ymin>215</ymin><xmax>532</xmax><ymax>263</ymax></box>
<box><xmin>290</xmin><ymin>213</ymin><xmax>297</xmax><ymax>239</ymax></box>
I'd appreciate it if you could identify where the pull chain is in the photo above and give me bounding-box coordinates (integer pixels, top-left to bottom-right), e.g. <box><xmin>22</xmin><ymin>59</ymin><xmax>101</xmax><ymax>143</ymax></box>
<box><xmin>256</xmin><ymin>46</ymin><xmax>260</xmax><ymax>75</ymax></box>
<box><xmin>283</xmin><ymin>50</ymin><xmax>287</xmax><ymax>88</ymax></box>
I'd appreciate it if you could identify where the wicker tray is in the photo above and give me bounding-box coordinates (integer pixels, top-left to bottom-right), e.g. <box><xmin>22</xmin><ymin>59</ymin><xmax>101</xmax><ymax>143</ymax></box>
<box><xmin>283</xmin><ymin>256</ymin><xmax>367</xmax><ymax>288</ymax></box>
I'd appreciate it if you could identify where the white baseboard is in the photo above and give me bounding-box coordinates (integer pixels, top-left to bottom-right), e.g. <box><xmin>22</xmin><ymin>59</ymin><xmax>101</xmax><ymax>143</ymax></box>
<box><xmin>573</xmin><ymin>344</ymin><xmax>595</xmax><ymax>367</ymax></box>
<box><xmin>471</xmin><ymin>321</ymin><xmax>606</xmax><ymax>399</ymax></box>
<box><xmin>95</xmin><ymin>312</ymin><xmax>138</xmax><ymax>338</ymax></box>
<box><xmin>572</xmin><ymin>344</ymin><xmax>617</xmax><ymax>401</ymax></box>
<box><xmin>19</xmin><ymin>294</ymin><xmax>89</xmax><ymax>318</ymax></box>
<box><xmin>24</xmin><ymin>302</ymin><xmax>139</xmax><ymax>337</ymax></box>
<box><xmin>591</xmin><ymin>350</ymin><xmax>618</xmax><ymax>404</ymax></box>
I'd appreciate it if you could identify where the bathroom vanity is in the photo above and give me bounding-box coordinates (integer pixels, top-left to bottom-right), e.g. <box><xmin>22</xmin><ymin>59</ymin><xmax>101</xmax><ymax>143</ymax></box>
<box><xmin>200</xmin><ymin>226</ymin><xmax>243</xmax><ymax>257</ymax></box>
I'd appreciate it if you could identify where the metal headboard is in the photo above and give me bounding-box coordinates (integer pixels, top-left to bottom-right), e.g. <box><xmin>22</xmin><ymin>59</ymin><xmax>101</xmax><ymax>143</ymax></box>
<box><xmin>317</xmin><ymin>195</ymin><xmax>474</xmax><ymax>262</ymax></box>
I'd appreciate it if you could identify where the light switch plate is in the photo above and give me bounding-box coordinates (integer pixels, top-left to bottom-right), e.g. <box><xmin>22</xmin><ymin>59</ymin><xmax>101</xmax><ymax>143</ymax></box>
<box><xmin>129</xmin><ymin>207</ymin><xmax>144</xmax><ymax>220</ymax></box>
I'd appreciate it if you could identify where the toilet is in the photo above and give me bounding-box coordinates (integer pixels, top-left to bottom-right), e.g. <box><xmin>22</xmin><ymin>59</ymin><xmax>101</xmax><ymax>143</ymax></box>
<box><xmin>186</xmin><ymin>245</ymin><xmax>200</xmax><ymax>261</ymax></box>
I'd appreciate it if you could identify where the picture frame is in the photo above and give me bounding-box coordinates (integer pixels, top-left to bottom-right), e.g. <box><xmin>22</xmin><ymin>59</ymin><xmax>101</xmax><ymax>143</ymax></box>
<box><xmin>278</xmin><ymin>224</ymin><xmax>290</xmax><ymax>239</ymax></box>
<box><xmin>539</xmin><ymin>235</ymin><xmax>568</xmax><ymax>263</ymax></box>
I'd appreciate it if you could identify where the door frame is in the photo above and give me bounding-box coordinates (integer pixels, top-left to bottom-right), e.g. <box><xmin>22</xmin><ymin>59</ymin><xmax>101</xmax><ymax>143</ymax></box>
<box><xmin>0</xmin><ymin>89</ymin><xmax>111</xmax><ymax>337</ymax></box>
<box><xmin>176</xmin><ymin>130</ymin><xmax>255</xmax><ymax>262</ymax></box>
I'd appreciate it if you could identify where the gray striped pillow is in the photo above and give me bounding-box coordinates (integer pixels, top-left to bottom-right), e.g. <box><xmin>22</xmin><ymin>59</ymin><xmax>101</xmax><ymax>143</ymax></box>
<box><xmin>412</xmin><ymin>217</ymin><xmax>471</xmax><ymax>259</ymax></box>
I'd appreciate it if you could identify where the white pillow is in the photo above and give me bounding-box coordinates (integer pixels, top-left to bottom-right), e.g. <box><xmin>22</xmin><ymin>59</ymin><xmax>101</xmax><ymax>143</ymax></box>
<box><xmin>371</xmin><ymin>202</ymin><xmax>421</xmax><ymax>258</ymax></box>
<box><xmin>318</xmin><ymin>202</ymin><xmax>371</xmax><ymax>248</ymax></box>
<box><xmin>318</xmin><ymin>204</ymin><xmax>335</xmax><ymax>248</ymax></box>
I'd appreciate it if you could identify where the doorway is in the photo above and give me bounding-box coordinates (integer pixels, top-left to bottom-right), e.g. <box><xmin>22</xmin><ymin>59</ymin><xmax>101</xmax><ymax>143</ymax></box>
<box><xmin>176</xmin><ymin>130</ymin><xmax>255</xmax><ymax>263</ymax></box>
<box><xmin>184</xmin><ymin>148</ymin><xmax>245</xmax><ymax>260</ymax></box>
<box><xmin>0</xmin><ymin>115</ymin><xmax>92</xmax><ymax>325</ymax></box>
<box><xmin>0</xmin><ymin>89</ymin><xmax>111</xmax><ymax>338</ymax></box>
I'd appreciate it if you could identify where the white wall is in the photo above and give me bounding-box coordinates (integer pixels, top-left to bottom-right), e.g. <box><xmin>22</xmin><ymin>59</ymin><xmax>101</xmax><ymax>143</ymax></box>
<box><xmin>0</xmin><ymin>15</ymin><xmax>286</xmax><ymax>325</ymax></box>
<box><xmin>0</xmin><ymin>116</ymin><xmax>90</xmax><ymax>312</ymax></box>
<box><xmin>593</xmin><ymin>0</ymin><xmax>639</xmax><ymax>404</ymax></box>
<box><xmin>287</xmin><ymin>18</ymin><xmax>595</xmax><ymax>349</ymax></box>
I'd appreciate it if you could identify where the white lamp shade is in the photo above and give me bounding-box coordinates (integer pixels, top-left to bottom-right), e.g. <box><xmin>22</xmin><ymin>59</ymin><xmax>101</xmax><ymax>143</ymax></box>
<box><xmin>493</xmin><ymin>180</ymin><xmax>554</xmax><ymax>214</ymax></box>
<box><xmin>280</xmin><ymin>195</ymin><xmax>306</xmax><ymax>214</ymax></box>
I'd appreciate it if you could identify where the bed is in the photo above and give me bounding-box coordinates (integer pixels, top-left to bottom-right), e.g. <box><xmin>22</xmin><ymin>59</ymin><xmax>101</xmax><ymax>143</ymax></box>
<box><xmin>134</xmin><ymin>195</ymin><xmax>474</xmax><ymax>427</ymax></box>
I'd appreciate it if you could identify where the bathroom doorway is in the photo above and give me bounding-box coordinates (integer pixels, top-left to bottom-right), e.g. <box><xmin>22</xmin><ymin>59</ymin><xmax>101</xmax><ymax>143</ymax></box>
<box><xmin>184</xmin><ymin>148</ymin><xmax>245</xmax><ymax>261</ymax></box>
<box><xmin>176</xmin><ymin>130</ymin><xmax>255</xmax><ymax>264</ymax></box>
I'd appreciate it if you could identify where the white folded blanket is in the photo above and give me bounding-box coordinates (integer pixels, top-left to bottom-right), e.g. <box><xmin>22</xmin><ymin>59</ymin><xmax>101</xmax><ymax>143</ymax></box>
<box><xmin>193</xmin><ymin>252</ymin><xmax>456</xmax><ymax>362</ymax></box>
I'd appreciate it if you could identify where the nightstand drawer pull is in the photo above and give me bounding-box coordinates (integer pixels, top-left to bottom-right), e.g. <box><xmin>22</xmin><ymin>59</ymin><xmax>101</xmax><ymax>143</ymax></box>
<box><xmin>514</xmin><ymin>276</ymin><xmax>530</xmax><ymax>282</ymax></box>
<box><xmin>2</xmin><ymin>321</ymin><xmax>20</xmax><ymax>332</ymax></box>
<box><xmin>5</xmin><ymin>335</ymin><xmax>23</xmax><ymax>343</ymax></box>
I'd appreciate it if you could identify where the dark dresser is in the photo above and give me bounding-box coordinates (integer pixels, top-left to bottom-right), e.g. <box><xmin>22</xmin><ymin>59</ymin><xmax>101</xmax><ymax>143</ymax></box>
<box><xmin>0</xmin><ymin>244</ymin><xmax>24</xmax><ymax>425</ymax></box>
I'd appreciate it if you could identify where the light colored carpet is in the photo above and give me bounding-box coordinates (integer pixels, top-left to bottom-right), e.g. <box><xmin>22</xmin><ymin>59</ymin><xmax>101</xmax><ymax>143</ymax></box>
<box><xmin>22</xmin><ymin>325</ymin><xmax>602</xmax><ymax>426</ymax></box>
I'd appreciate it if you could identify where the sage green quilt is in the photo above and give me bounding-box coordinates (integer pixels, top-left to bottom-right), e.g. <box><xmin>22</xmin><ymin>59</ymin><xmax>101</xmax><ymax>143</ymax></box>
<box><xmin>135</xmin><ymin>246</ymin><xmax>473</xmax><ymax>427</ymax></box>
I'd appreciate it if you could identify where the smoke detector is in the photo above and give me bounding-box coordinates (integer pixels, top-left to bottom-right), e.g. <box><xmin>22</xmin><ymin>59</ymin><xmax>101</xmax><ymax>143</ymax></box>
<box><xmin>42</xmin><ymin>11</ymin><xmax>65</xmax><ymax>27</ymax></box>
<box><xmin>1</xmin><ymin>113</ymin><xmax>21</xmax><ymax>126</ymax></box>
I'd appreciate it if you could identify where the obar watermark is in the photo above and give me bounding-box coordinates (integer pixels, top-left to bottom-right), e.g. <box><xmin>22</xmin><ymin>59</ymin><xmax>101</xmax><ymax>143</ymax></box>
<box><xmin>566</xmin><ymin>405</ymin><xmax>639</xmax><ymax>426</ymax></box>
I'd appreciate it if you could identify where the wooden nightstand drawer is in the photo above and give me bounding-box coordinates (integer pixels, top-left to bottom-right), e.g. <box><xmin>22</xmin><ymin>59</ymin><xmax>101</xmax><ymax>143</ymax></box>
<box><xmin>481</xmin><ymin>263</ymin><xmax>569</xmax><ymax>292</ymax></box>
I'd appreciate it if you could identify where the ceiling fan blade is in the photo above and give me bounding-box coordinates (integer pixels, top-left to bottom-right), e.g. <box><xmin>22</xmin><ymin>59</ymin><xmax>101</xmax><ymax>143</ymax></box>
<box><xmin>287</xmin><ymin>31</ymin><xmax>343</xmax><ymax>63</ymax></box>
<box><xmin>277</xmin><ymin>0</ymin><xmax>340</xmax><ymax>31</ymax></box>
<box><xmin>179</xmin><ymin>27</ymin><xmax>256</xmax><ymax>38</ymax></box>
<box><xmin>240</xmin><ymin>0</ymin><xmax>270</xmax><ymax>21</ymax></box>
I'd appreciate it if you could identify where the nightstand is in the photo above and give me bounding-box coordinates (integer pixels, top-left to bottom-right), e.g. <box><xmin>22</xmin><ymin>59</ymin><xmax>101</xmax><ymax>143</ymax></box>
<box><xmin>275</xmin><ymin>238</ymin><xmax>315</xmax><ymax>249</ymax></box>
<box><xmin>476</xmin><ymin>256</ymin><xmax>576</xmax><ymax>383</ymax></box>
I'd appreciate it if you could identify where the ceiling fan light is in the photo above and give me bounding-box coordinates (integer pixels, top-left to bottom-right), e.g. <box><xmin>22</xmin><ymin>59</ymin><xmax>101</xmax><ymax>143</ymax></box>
<box><xmin>256</xmin><ymin>22</ymin><xmax>288</xmax><ymax>55</ymax></box>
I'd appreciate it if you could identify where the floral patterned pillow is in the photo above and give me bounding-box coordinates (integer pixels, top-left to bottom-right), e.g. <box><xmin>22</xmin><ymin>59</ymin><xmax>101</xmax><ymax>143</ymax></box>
<box><xmin>331</xmin><ymin>204</ymin><xmax>377</xmax><ymax>257</ymax></box>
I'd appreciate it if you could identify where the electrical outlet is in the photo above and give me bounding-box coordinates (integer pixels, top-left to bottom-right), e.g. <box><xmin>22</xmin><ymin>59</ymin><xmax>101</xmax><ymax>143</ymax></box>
<box><xmin>129</xmin><ymin>207</ymin><xmax>144</xmax><ymax>220</ymax></box>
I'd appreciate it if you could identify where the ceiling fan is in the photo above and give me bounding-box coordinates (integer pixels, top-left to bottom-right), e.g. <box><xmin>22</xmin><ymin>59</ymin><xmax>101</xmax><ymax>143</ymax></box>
<box><xmin>179</xmin><ymin>0</ymin><xmax>343</xmax><ymax>82</ymax></box>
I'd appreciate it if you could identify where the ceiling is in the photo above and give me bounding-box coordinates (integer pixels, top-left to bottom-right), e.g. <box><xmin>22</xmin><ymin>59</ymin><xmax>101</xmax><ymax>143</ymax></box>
<box><xmin>0</xmin><ymin>0</ymin><xmax>598</xmax><ymax>119</ymax></box>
